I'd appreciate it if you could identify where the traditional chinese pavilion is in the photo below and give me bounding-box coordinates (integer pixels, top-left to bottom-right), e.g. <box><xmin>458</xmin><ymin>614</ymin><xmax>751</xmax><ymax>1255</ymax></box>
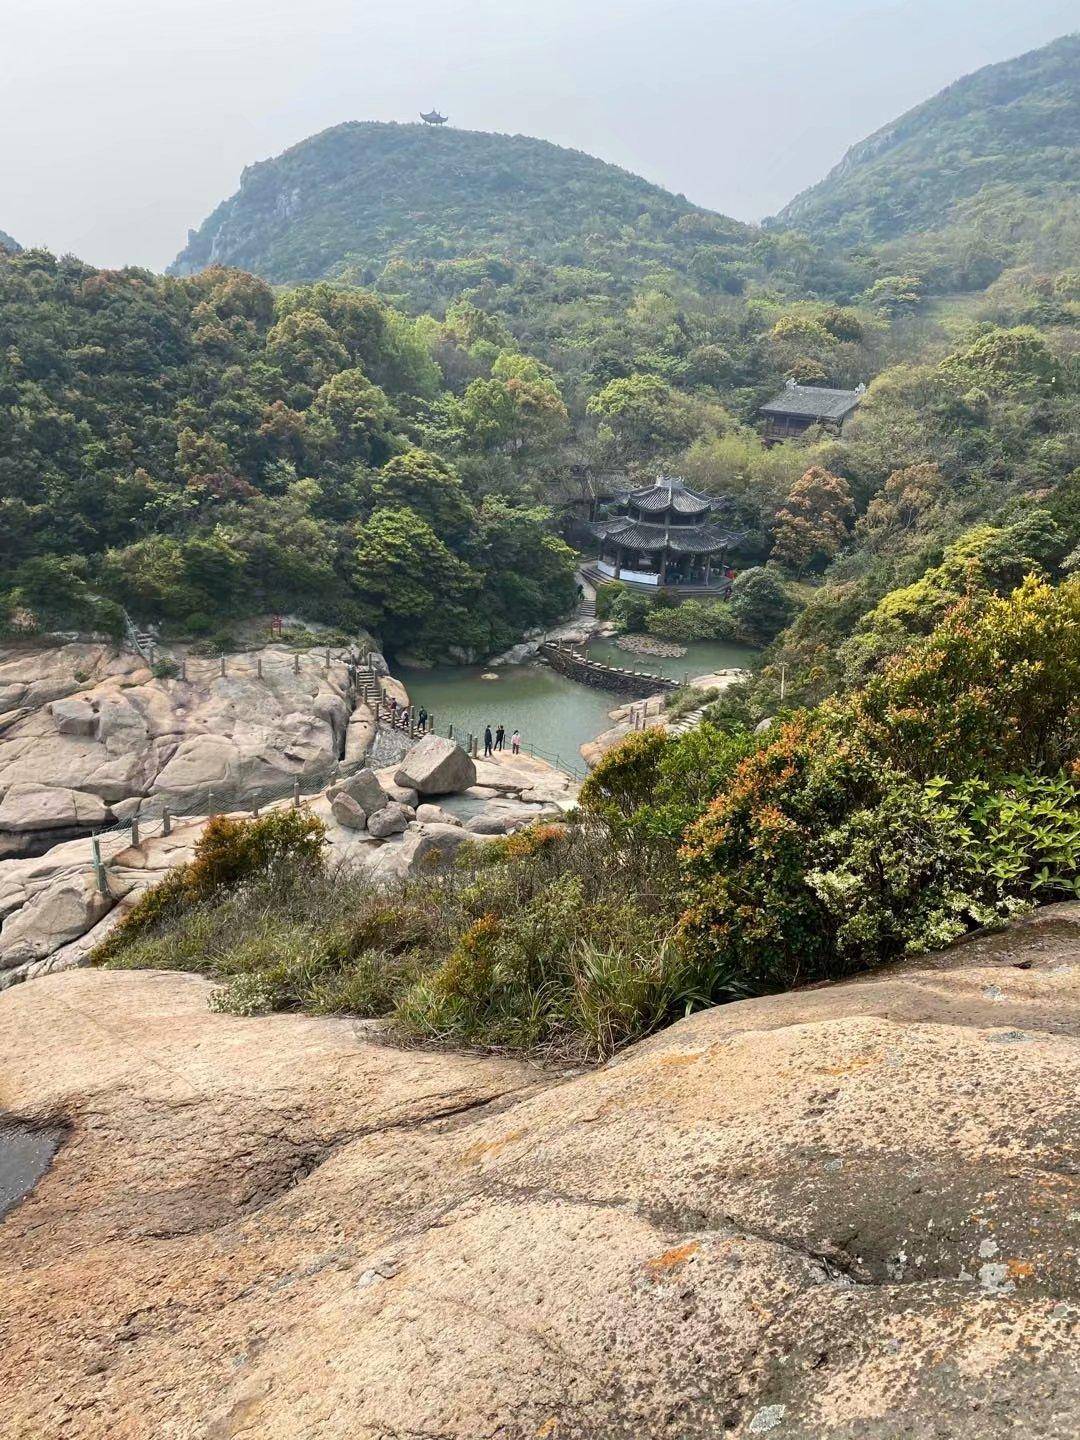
<box><xmin>587</xmin><ymin>475</ymin><xmax>742</xmax><ymax>592</ymax></box>
<box><xmin>759</xmin><ymin>379</ymin><xmax>865</xmax><ymax>445</ymax></box>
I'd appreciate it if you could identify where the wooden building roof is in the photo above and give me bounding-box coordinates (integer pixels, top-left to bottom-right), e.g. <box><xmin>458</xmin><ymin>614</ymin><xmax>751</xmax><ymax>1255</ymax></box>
<box><xmin>623</xmin><ymin>474</ymin><xmax>717</xmax><ymax>517</ymax></box>
<box><xmin>760</xmin><ymin>380</ymin><xmax>866</xmax><ymax>421</ymax></box>
<box><xmin>591</xmin><ymin>515</ymin><xmax>741</xmax><ymax>556</ymax></box>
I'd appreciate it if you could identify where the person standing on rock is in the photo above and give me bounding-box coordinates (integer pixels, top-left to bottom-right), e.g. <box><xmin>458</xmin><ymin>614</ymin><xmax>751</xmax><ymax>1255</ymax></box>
<box><xmin>484</xmin><ymin>725</ymin><xmax>494</xmax><ymax>757</ymax></box>
<box><xmin>511</xmin><ymin>729</ymin><xmax>521</xmax><ymax>755</ymax></box>
<box><xmin>418</xmin><ymin>707</ymin><xmax>428</xmax><ymax>733</ymax></box>
<box><xmin>495</xmin><ymin>723</ymin><xmax>505</xmax><ymax>751</ymax></box>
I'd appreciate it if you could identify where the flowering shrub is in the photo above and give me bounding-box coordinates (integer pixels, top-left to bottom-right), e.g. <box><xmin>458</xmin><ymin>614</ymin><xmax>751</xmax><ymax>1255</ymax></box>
<box><xmin>678</xmin><ymin>577</ymin><xmax>1080</xmax><ymax>992</ymax></box>
<box><xmin>94</xmin><ymin>809</ymin><xmax>326</xmax><ymax>960</ymax></box>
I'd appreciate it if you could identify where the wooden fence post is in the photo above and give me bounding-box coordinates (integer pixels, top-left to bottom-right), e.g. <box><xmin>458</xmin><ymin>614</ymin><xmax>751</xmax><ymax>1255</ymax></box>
<box><xmin>91</xmin><ymin>837</ymin><xmax>108</xmax><ymax>896</ymax></box>
<box><xmin>162</xmin><ymin>806</ymin><xmax>171</xmax><ymax>837</ymax></box>
<box><xmin>293</xmin><ymin>779</ymin><xmax>301</xmax><ymax>808</ymax></box>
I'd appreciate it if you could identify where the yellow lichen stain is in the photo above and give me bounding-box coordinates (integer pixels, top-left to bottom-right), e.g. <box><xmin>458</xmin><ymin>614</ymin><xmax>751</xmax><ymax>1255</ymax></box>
<box><xmin>658</xmin><ymin>1051</ymin><xmax>702</xmax><ymax>1069</ymax></box>
<box><xmin>535</xmin><ymin>1420</ymin><xmax>558</xmax><ymax>1439</ymax></box>
<box><xmin>1007</xmin><ymin>1259</ymin><xmax>1035</xmax><ymax>1281</ymax></box>
<box><xmin>459</xmin><ymin>1129</ymin><xmax>526</xmax><ymax>1166</ymax></box>
<box><xmin>644</xmin><ymin>1241</ymin><xmax>700</xmax><ymax>1281</ymax></box>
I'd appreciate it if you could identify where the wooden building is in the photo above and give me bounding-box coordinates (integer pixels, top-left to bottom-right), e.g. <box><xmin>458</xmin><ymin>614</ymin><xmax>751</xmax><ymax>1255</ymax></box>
<box><xmin>759</xmin><ymin>380</ymin><xmax>866</xmax><ymax>445</ymax></box>
<box><xmin>585</xmin><ymin>475</ymin><xmax>742</xmax><ymax>594</ymax></box>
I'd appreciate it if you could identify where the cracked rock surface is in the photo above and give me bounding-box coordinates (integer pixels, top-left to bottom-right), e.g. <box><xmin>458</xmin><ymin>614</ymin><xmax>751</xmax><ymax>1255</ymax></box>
<box><xmin>0</xmin><ymin>905</ymin><xmax>1077</xmax><ymax>1438</ymax></box>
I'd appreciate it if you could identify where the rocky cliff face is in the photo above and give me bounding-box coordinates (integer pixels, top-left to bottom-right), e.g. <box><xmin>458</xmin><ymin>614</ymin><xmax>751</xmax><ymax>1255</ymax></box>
<box><xmin>1</xmin><ymin>905</ymin><xmax>1076</xmax><ymax>1438</ymax></box>
<box><xmin>0</xmin><ymin>641</ymin><xmax>377</xmax><ymax>859</ymax></box>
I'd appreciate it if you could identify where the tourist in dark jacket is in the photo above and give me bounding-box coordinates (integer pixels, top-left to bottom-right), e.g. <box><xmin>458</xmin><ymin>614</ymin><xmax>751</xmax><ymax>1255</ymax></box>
<box><xmin>495</xmin><ymin>724</ymin><xmax>505</xmax><ymax>751</ymax></box>
<box><xmin>484</xmin><ymin>725</ymin><xmax>494</xmax><ymax>757</ymax></box>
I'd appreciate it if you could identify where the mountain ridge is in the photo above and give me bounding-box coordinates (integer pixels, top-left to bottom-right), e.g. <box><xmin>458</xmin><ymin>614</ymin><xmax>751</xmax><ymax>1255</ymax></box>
<box><xmin>773</xmin><ymin>32</ymin><xmax>1080</xmax><ymax>244</ymax></box>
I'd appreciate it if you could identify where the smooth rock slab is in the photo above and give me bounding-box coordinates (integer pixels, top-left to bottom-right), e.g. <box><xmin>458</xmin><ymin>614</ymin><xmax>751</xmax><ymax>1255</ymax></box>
<box><xmin>0</xmin><ymin>782</ymin><xmax>111</xmax><ymax>833</ymax></box>
<box><xmin>0</xmin><ymin>870</ymin><xmax>112</xmax><ymax>968</ymax></box>
<box><xmin>0</xmin><ymin>906</ymin><xmax>1077</xmax><ymax>1437</ymax></box>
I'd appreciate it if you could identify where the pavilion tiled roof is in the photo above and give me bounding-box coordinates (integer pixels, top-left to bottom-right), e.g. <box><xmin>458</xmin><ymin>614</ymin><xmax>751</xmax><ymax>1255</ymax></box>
<box><xmin>590</xmin><ymin>516</ymin><xmax>741</xmax><ymax>556</ymax></box>
<box><xmin>624</xmin><ymin>474</ymin><xmax>717</xmax><ymax>516</ymax></box>
<box><xmin>760</xmin><ymin>382</ymin><xmax>865</xmax><ymax>421</ymax></box>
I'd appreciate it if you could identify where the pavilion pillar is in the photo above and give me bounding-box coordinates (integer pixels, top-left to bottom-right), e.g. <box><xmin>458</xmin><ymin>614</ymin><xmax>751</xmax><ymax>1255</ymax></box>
<box><xmin>704</xmin><ymin>554</ymin><xmax>711</xmax><ymax>588</ymax></box>
<box><xmin>613</xmin><ymin>548</ymin><xmax>622</xmax><ymax>580</ymax></box>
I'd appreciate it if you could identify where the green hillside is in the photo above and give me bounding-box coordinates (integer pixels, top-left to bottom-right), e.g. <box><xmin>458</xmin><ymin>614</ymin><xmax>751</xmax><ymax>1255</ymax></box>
<box><xmin>171</xmin><ymin>121</ymin><xmax>752</xmax><ymax>287</ymax></box>
<box><xmin>774</xmin><ymin>34</ymin><xmax>1080</xmax><ymax>257</ymax></box>
<box><xmin>0</xmin><ymin>230</ymin><xmax>19</xmax><ymax>253</ymax></box>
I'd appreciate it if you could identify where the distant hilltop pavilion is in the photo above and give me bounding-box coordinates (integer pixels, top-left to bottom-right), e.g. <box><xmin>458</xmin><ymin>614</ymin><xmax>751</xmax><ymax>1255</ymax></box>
<box><xmin>420</xmin><ymin>109</ymin><xmax>448</xmax><ymax>126</ymax></box>
<box><xmin>585</xmin><ymin>475</ymin><xmax>743</xmax><ymax>594</ymax></box>
<box><xmin>759</xmin><ymin>379</ymin><xmax>866</xmax><ymax>445</ymax></box>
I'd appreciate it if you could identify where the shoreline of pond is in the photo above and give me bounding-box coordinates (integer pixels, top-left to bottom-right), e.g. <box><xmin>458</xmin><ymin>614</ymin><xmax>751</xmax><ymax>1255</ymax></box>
<box><xmin>397</xmin><ymin>636</ymin><xmax>755</xmax><ymax>774</ymax></box>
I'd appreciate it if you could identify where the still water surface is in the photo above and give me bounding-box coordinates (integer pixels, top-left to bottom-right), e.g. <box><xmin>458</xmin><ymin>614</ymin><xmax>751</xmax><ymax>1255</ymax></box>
<box><xmin>399</xmin><ymin>637</ymin><xmax>754</xmax><ymax>768</ymax></box>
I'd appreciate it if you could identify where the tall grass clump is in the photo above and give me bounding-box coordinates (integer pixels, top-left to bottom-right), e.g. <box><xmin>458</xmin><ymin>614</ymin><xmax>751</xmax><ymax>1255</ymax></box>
<box><xmin>97</xmin><ymin>810</ymin><xmax>699</xmax><ymax>1061</ymax></box>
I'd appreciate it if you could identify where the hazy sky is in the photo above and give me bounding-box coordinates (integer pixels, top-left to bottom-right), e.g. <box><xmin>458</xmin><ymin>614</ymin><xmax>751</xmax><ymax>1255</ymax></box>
<box><xmin>3</xmin><ymin>0</ymin><xmax>1076</xmax><ymax>271</ymax></box>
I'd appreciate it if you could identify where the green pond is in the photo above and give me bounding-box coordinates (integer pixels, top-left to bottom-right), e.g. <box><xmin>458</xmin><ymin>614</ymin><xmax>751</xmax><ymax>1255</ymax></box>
<box><xmin>398</xmin><ymin>636</ymin><xmax>754</xmax><ymax>771</ymax></box>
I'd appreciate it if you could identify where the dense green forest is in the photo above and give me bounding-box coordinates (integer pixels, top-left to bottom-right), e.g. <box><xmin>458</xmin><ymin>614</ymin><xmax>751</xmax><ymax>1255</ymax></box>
<box><xmin>0</xmin><ymin>253</ymin><xmax>578</xmax><ymax>657</ymax></box>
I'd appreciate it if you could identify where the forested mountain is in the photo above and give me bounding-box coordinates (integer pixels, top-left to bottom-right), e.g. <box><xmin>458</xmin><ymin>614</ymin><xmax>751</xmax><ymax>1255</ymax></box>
<box><xmin>0</xmin><ymin>230</ymin><xmax>19</xmax><ymax>253</ymax></box>
<box><xmin>8</xmin><ymin>39</ymin><xmax>1080</xmax><ymax>676</ymax></box>
<box><xmin>172</xmin><ymin>122</ymin><xmax>750</xmax><ymax>287</ymax></box>
<box><xmin>774</xmin><ymin>34</ymin><xmax>1080</xmax><ymax>274</ymax></box>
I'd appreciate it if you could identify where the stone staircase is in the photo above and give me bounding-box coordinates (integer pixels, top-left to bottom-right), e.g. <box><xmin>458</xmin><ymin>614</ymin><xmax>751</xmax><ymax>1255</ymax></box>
<box><xmin>666</xmin><ymin>704</ymin><xmax>709</xmax><ymax>736</ymax></box>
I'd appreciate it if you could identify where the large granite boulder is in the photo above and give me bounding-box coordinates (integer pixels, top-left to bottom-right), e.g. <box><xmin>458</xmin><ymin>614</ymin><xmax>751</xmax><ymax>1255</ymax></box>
<box><xmin>414</xmin><ymin>803</ymin><xmax>462</xmax><ymax>827</ymax></box>
<box><xmin>0</xmin><ymin>906</ymin><xmax>1077</xmax><ymax>1437</ymax></box>
<box><xmin>395</xmin><ymin>735</ymin><xmax>476</xmax><ymax>796</ymax></box>
<box><xmin>334</xmin><ymin>767</ymin><xmax>387</xmax><ymax>814</ymax></box>
<box><xmin>49</xmin><ymin>697</ymin><xmax>97</xmax><ymax>736</ymax></box>
<box><xmin>330</xmin><ymin>794</ymin><xmax>367</xmax><ymax>831</ymax></box>
<box><xmin>368</xmin><ymin>821</ymin><xmax>479</xmax><ymax>880</ymax></box>
<box><xmin>384</xmin><ymin>781</ymin><xmax>419</xmax><ymax>807</ymax></box>
<box><xmin>465</xmin><ymin>811</ymin><xmax>517</xmax><ymax>835</ymax></box>
<box><xmin>366</xmin><ymin>802</ymin><xmax>411</xmax><ymax>838</ymax></box>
